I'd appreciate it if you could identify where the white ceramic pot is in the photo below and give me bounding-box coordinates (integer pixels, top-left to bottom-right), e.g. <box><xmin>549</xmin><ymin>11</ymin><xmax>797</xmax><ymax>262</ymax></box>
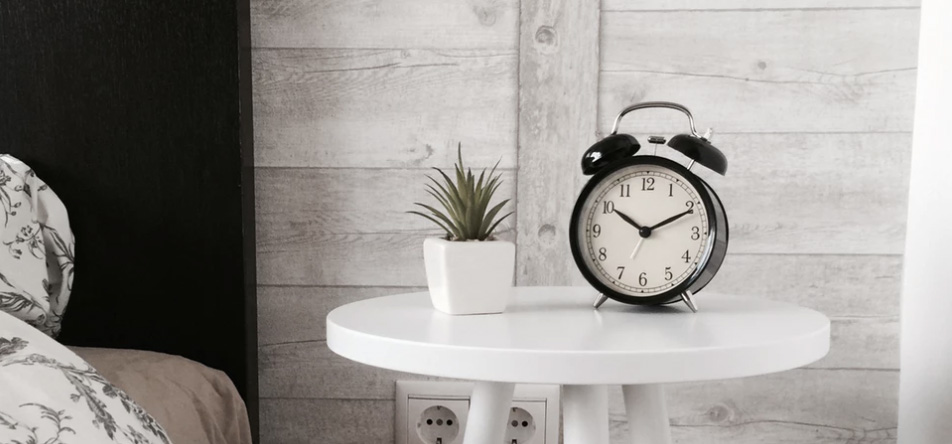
<box><xmin>423</xmin><ymin>237</ymin><xmax>515</xmax><ymax>315</ymax></box>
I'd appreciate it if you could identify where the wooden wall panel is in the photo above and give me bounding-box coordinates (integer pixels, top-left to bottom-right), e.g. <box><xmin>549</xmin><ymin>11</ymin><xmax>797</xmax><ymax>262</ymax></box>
<box><xmin>252</xmin><ymin>1</ymin><xmax>520</xmax><ymax>441</ymax></box>
<box><xmin>257</xmin><ymin>286</ymin><xmax>424</xmax><ymax>346</ymax></box>
<box><xmin>603</xmin><ymin>0</ymin><xmax>918</xmax><ymax>10</ymax></box>
<box><xmin>253</xmin><ymin>49</ymin><xmax>518</xmax><ymax>168</ymax></box>
<box><xmin>601</xmin><ymin>9</ymin><xmax>918</xmax><ymax>76</ymax></box>
<box><xmin>251</xmin><ymin>0</ymin><xmax>518</xmax><ymax>49</ymax></box>
<box><xmin>610</xmin><ymin>369</ymin><xmax>898</xmax><ymax>443</ymax></box>
<box><xmin>260</xmin><ymin>399</ymin><xmax>393</xmax><ymax>444</ymax></box>
<box><xmin>708</xmin><ymin>254</ymin><xmax>902</xmax><ymax>317</ymax></box>
<box><xmin>599</xmin><ymin>71</ymin><xmax>915</xmax><ymax>134</ymax></box>
<box><xmin>256</xmin><ymin>169</ymin><xmax>516</xmax><ymax>236</ymax></box>
<box><xmin>516</xmin><ymin>0</ymin><xmax>601</xmax><ymax>286</ymax></box>
<box><xmin>588</xmin><ymin>4</ymin><xmax>915</xmax><ymax>443</ymax></box>
<box><xmin>695</xmin><ymin>133</ymin><xmax>910</xmax><ymax>255</ymax></box>
<box><xmin>255</xmin><ymin>169</ymin><xmax>517</xmax><ymax>286</ymax></box>
<box><xmin>252</xmin><ymin>0</ymin><xmax>916</xmax><ymax>442</ymax></box>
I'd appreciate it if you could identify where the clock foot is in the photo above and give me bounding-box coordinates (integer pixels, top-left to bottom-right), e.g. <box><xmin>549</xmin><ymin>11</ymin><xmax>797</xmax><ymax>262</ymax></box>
<box><xmin>681</xmin><ymin>291</ymin><xmax>698</xmax><ymax>313</ymax></box>
<box><xmin>593</xmin><ymin>293</ymin><xmax>609</xmax><ymax>309</ymax></box>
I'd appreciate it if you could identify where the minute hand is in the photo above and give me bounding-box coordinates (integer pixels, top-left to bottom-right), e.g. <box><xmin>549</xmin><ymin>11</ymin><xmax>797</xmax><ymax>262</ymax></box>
<box><xmin>649</xmin><ymin>209</ymin><xmax>694</xmax><ymax>231</ymax></box>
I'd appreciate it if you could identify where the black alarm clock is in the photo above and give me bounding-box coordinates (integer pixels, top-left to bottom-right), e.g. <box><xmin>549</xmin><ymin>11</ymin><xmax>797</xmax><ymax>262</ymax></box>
<box><xmin>569</xmin><ymin>102</ymin><xmax>729</xmax><ymax>312</ymax></box>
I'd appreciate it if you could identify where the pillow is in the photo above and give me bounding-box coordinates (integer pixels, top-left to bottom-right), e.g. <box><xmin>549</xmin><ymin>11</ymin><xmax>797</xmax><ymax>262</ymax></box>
<box><xmin>0</xmin><ymin>309</ymin><xmax>171</xmax><ymax>444</ymax></box>
<box><xmin>0</xmin><ymin>155</ymin><xmax>74</xmax><ymax>336</ymax></box>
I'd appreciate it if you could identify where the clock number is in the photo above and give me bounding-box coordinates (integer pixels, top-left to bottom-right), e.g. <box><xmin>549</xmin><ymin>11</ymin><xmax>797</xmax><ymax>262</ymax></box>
<box><xmin>685</xmin><ymin>200</ymin><xmax>695</xmax><ymax>210</ymax></box>
<box><xmin>668</xmin><ymin>183</ymin><xmax>674</xmax><ymax>197</ymax></box>
<box><xmin>598</xmin><ymin>247</ymin><xmax>607</xmax><ymax>261</ymax></box>
<box><xmin>616</xmin><ymin>266</ymin><xmax>625</xmax><ymax>279</ymax></box>
<box><xmin>620</xmin><ymin>184</ymin><xmax>631</xmax><ymax>197</ymax></box>
<box><xmin>682</xmin><ymin>250</ymin><xmax>691</xmax><ymax>264</ymax></box>
<box><xmin>638</xmin><ymin>272</ymin><xmax>647</xmax><ymax>286</ymax></box>
<box><xmin>592</xmin><ymin>224</ymin><xmax>601</xmax><ymax>238</ymax></box>
<box><xmin>641</xmin><ymin>177</ymin><xmax>655</xmax><ymax>191</ymax></box>
<box><xmin>602</xmin><ymin>201</ymin><xmax>615</xmax><ymax>214</ymax></box>
<box><xmin>691</xmin><ymin>226</ymin><xmax>700</xmax><ymax>240</ymax></box>
<box><xmin>664</xmin><ymin>267</ymin><xmax>673</xmax><ymax>281</ymax></box>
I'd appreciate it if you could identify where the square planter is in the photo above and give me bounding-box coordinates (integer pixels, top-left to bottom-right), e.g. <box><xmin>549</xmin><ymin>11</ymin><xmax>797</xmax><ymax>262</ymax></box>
<box><xmin>423</xmin><ymin>237</ymin><xmax>515</xmax><ymax>315</ymax></box>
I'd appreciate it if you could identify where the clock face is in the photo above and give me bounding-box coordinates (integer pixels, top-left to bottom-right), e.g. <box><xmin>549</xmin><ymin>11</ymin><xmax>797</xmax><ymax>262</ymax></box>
<box><xmin>573</xmin><ymin>161</ymin><xmax>712</xmax><ymax>299</ymax></box>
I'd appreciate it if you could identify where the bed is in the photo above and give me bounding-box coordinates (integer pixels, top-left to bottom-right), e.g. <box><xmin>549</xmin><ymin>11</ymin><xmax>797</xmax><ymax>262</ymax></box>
<box><xmin>0</xmin><ymin>1</ymin><xmax>257</xmax><ymax>442</ymax></box>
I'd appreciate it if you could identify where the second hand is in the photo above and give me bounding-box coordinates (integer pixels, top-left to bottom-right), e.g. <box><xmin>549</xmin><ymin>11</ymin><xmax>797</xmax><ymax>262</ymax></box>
<box><xmin>629</xmin><ymin>236</ymin><xmax>645</xmax><ymax>259</ymax></box>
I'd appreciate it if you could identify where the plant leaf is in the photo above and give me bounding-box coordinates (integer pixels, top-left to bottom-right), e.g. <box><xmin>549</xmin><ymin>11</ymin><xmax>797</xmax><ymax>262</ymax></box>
<box><xmin>484</xmin><ymin>211</ymin><xmax>514</xmax><ymax>240</ymax></box>
<box><xmin>479</xmin><ymin>199</ymin><xmax>510</xmax><ymax>237</ymax></box>
<box><xmin>424</xmin><ymin>185</ymin><xmax>458</xmax><ymax>222</ymax></box>
<box><xmin>407</xmin><ymin>211</ymin><xmax>452</xmax><ymax>239</ymax></box>
<box><xmin>425</xmin><ymin>175</ymin><xmax>462</xmax><ymax>221</ymax></box>
<box><xmin>432</xmin><ymin>167</ymin><xmax>465</xmax><ymax>217</ymax></box>
<box><xmin>414</xmin><ymin>203</ymin><xmax>463</xmax><ymax>239</ymax></box>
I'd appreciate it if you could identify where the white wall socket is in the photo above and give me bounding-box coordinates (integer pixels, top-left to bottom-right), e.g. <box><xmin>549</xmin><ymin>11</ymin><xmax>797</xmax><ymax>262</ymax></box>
<box><xmin>396</xmin><ymin>381</ymin><xmax>560</xmax><ymax>444</ymax></box>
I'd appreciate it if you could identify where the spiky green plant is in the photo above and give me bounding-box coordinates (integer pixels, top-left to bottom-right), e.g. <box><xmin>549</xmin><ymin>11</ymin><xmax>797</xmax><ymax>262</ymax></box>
<box><xmin>409</xmin><ymin>144</ymin><xmax>512</xmax><ymax>241</ymax></box>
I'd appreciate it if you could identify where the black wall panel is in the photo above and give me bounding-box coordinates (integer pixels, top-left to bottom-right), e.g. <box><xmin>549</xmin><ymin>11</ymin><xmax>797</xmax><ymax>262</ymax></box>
<box><xmin>0</xmin><ymin>1</ymin><xmax>258</xmax><ymax>439</ymax></box>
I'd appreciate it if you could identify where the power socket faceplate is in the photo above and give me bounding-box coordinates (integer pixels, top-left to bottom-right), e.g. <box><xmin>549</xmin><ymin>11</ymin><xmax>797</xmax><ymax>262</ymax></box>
<box><xmin>396</xmin><ymin>381</ymin><xmax>560</xmax><ymax>444</ymax></box>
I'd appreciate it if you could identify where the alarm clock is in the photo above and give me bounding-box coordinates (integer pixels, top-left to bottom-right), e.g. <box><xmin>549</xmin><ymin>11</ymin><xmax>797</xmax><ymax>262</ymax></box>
<box><xmin>569</xmin><ymin>102</ymin><xmax>729</xmax><ymax>312</ymax></box>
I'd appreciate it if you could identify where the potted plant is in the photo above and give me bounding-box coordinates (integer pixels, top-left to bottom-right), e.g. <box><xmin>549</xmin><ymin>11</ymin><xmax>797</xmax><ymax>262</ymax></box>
<box><xmin>409</xmin><ymin>145</ymin><xmax>514</xmax><ymax>315</ymax></box>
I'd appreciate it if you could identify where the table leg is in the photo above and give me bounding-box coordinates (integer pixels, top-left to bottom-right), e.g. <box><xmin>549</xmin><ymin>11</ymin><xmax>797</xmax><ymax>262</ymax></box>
<box><xmin>563</xmin><ymin>385</ymin><xmax>609</xmax><ymax>444</ymax></box>
<box><xmin>622</xmin><ymin>384</ymin><xmax>672</xmax><ymax>444</ymax></box>
<box><xmin>462</xmin><ymin>382</ymin><xmax>515</xmax><ymax>444</ymax></box>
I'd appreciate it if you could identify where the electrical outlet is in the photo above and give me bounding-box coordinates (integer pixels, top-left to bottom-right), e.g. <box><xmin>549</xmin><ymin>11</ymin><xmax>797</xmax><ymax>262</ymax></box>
<box><xmin>504</xmin><ymin>406</ymin><xmax>537</xmax><ymax>444</ymax></box>
<box><xmin>396</xmin><ymin>381</ymin><xmax>560</xmax><ymax>444</ymax></box>
<box><xmin>415</xmin><ymin>404</ymin><xmax>462</xmax><ymax>444</ymax></box>
<box><xmin>406</xmin><ymin>397</ymin><xmax>469</xmax><ymax>444</ymax></box>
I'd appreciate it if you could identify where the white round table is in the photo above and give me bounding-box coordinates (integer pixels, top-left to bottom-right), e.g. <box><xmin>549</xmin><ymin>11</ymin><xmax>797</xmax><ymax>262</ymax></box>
<box><xmin>327</xmin><ymin>287</ymin><xmax>830</xmax><ymax>444</ymax></box>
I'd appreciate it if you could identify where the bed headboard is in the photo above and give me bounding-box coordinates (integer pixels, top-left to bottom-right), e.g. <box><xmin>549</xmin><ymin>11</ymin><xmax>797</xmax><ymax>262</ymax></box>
<box><xmin>0</xmin><ymin>1</ymin><xmax>258</xmax><ymax>440</ymax></box>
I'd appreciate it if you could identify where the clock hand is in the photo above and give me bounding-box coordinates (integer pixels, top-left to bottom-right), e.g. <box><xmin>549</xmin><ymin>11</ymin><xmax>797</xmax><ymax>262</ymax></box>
<box><xmin>629</xmin><ymin>236</ymin><xmax>645</xmax><ymax>259</ymax></box>
<box><xmin>614</xmin><ymin>210</ymin><xmax>643</xmax><ymax>230</ymax></box>
<box><xmin>649</xmin><ymin>208</ymin><xmax>695</xmax><ymax>231</ymax></box>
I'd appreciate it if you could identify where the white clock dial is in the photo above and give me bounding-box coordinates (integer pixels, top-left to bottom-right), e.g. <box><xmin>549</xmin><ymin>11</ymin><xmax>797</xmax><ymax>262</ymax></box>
<box><xmin>578</xmin><ymin>164</ymin><xmax>710</xmax><ymax>297</ymax></box>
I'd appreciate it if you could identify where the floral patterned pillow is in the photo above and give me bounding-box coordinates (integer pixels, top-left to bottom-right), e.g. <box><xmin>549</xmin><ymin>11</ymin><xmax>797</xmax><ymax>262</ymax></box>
<box><xmin>0</xmin><ymin>310</ymin><xmax>171</xmax><ymax>444</ymax></box>
<box><xmin>0</xmin><ymin>155</ymin><xmax>75</xmax><ymax>337</ymax></box>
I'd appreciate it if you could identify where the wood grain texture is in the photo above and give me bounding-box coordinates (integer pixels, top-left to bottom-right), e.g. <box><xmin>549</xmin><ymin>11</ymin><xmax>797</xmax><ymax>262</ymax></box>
<box><xmin>707</xmin><ymin>254</ymin><xmax>902</xmax><ymax>318</ymax></box>
<box><xmin>516</xmin><ymin>0</ymin><xmax>601</xmax><ymax>285</ymax></box>
<box><xmin>258</xmin><ymin>235</ymin><xmax>902</xmax><ymax>288</ymax></box>
<box><xmin>599</xmin><ymin>70</ymin><xmax>915</xmax><ymax>134</ymax></box>
<box><xmin>257</xmin><ymin>286</ymin><xmax>424</xmax><ymax>346</ymax></box>
<box><xmin>259</xmin><ymin>341</ymin><xmax>441</xmax><ymax>399</ymax></box>
<box><xmin>255</xmin><ymin>168</ymin><xmax>517</xmax><ymax>286</ymax></box>
<box><xmin>602</xmin><ymin>0</ymin><xmax>919</xmax><ymax>12</ymax></box>
<box><xmin>250</xmin><ymin>0</ymin><xmax>518</xmax><ymax>49</ymax></box>
<box><xmin>608</xmin><ymin>369</ymin><xmax>898</xmax><ymax>443</ymax></box>
<box><xmin>694</xmin><ymin>132</ymin><xmax>911</xmax><ymax>255</ymax></box>
<box><xmin>817</xmin><ymin>317</ymin><xmax>898</xmax><ymax>370</ymax></box>
<box><xmin>256</xmin><ymin>253</ymin><xmax>903</xmax><ymax>344</ymax></box>
<box><xmin>253</xmin><ymin>49</ymin><xmax>517</xmax><ymax>168</ymax></box>
<box><xmin>260</xmin><ymin>399</ymin><xmax>393</xmax><ymax>444</ymax></box>
<box><xmin>601</xmin><ymin>9</ymin><xmax>918</xmax><ymax>79</ymax></box>
<box><xmin>256</xmin><ymin>168</ymin><xmax>516</xmax><ymax>236</ymax></box>
<box><xmin>258</xmin><ymin>232</ymin><xmax>425</xmax><ymax>286</ymax></box>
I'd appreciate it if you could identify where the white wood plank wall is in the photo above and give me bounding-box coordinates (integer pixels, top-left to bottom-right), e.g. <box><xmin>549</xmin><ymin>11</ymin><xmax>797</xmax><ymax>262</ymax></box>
<box><xmin>251</xmin><ymin>0</ymin><xmax>519</xmax><ymax>441</ymax></box>
<box><xmin>250</xmin><ymin>0</ymin><xmax>919</xmax><ymax>442</ymax></box>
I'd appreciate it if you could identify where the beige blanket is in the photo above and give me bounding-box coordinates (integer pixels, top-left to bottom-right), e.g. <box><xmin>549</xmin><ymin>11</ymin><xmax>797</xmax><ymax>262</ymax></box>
<box><xmin>72</xmin><ymin>347</ymin><xmax>252</xmax><ymax>444</ymax></box>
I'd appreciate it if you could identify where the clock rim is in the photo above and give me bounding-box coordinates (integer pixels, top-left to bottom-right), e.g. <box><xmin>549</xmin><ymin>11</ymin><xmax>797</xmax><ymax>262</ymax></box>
<box><xmin>569</xmin><ymin>155</ymin><xmax>720</xmax><ymax>305</ymax></box>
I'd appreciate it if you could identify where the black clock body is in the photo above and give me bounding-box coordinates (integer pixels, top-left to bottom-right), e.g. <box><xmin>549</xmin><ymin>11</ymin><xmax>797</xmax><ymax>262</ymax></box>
<box><xmin>569</xmin><ymin>155</ymin><xmax>729</xmax><ymax>306</ymax></box>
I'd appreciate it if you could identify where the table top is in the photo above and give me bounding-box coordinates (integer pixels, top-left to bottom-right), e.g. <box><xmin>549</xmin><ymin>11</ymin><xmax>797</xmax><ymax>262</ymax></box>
<box><xmin>327</xmin><ymin>287</ymin><xmax>830</xmax><ymax>385</ymax></box>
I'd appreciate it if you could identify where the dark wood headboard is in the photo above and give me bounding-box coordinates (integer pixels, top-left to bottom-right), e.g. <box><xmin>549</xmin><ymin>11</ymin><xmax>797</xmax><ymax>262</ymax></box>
<box><xmin>0</xmin><ymin>1</ymin><xmax>258</xmax><ymax>440</ymax></box>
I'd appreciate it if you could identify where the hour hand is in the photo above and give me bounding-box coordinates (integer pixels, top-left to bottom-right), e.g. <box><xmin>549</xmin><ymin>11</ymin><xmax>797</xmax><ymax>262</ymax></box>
<box><xmin>614</xmin><ymin>210</ymin><xmax>643</xmax><ymax>230</ymax></box>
